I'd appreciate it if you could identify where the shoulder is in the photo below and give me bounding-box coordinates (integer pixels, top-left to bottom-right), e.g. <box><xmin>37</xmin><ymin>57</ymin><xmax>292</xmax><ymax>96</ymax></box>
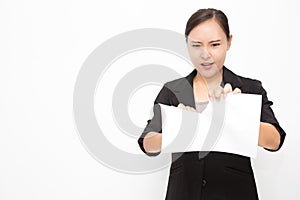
<box><xmin>154</xmin><ymin>77</ymin><xmax>189</xmax><ymax>104</ymax></box>
<box><xmin>164</xmin><ymin>69</ymin><xmax>196</xmax><ymax>91</ymax></box>
<box><xmin>154</xmin><ymin>77</ymin><xmax>186</xmax><ymax>105</ymax></box>
<box><xmin>164</xmin><ymin>77</ymin><xmax>190</xmax><ymax>91</ymax></box>
<box><xmin>154</xmin><ymin>71</ymin><xmax>195</xmax><ymax>106</ymax></box>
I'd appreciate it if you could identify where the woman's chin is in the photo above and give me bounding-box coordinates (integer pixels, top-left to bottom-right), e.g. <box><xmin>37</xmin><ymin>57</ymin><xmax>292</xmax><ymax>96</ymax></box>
<box><xmin>196</xmin><ymin>67</ymin><xmax>221</xmax><ymax>79</ymax></box>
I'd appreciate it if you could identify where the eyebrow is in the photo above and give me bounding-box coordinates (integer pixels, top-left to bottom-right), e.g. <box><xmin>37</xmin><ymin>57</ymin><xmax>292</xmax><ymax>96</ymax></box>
<box><xmin>191</xmin><ymin>39</ymin><xmax>221</xmax><ymax>44</ymax></box>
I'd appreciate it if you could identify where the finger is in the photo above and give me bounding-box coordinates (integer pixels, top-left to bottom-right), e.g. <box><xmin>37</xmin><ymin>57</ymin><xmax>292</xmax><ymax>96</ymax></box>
<box><xmin>213</xmin><ymin>86</ymin><xmax>223</xmax><ymax>101</ymax></box>
<box><xmin>178</xmin><ymin>103</ymin><xmax>192</xmax><ymax>112</ymax></box>
<box><xmin>186</xmin><ymin>106</ymin><xmax>197</xmax><ymax>112</ymax></box>
<box><xmin>223</xmin><ymin>83</ymin><xmax>233</xmax><ymax>96</ymax></box>
<box><xmin>233</xmin><ymin>88</ymin><xmax>242</xmax><ymax>94</ymax></box>
<box><xmin>177</xmin><ymin>103</ymin><xmax>185</xmax><ymax>108</ymax></box>
<box><xmin>208</xmin><ymin>92</ymin><xmax>213</xmax><ymax>101</ymax></box>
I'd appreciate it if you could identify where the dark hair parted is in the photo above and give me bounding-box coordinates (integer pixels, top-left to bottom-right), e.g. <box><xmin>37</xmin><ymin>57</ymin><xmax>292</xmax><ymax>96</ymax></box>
<box><xmin>185</xmin><ymin>8</ymin><xmax>230</xmax><ymax>41</ymax></box>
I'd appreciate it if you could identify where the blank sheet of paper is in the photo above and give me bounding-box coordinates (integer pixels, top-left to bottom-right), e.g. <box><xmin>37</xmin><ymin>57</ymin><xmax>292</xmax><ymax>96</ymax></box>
<box><xmin>160</xmin><ymin>93</ymin><xmax>262</xmax><ymax>158</ymax></box>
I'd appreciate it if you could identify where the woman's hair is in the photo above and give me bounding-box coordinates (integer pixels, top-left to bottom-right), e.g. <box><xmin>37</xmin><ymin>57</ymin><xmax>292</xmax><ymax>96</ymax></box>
<box><xmin>185</xmin><ymin>8</ymin><xmax>230</xmax><ymax>41</ymax></box>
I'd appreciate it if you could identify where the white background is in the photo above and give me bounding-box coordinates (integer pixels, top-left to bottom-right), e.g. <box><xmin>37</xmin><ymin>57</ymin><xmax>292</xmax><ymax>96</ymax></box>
<box><xmin>1</xmin><ymin>0</ymin><xmax>299</xmax><ymax>199</ymax></box>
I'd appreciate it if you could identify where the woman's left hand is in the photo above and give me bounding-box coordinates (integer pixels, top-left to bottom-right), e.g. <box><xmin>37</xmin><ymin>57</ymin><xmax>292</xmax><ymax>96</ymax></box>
<box><xmin>223</xmin><ymin>83</ymin><xmax>241</xmax><ymax>94</ymax></box>
<box><xmin>209</xmin><ymin>83</ymin><xmax>241</xmax><ymax>101</ymax></box>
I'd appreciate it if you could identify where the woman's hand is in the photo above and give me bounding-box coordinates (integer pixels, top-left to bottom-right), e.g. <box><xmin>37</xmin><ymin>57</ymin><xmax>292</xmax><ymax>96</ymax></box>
<box><xmin>209</xmin><ymin>83</ymin><xmax>280</xmax><ymax>150</ymax></box>
<box><xmin>177</xmin><ymin>103</ymin><xmax>197</xmax><ymax>112</ymax></box>
<box><xmin>208</xmin><ymin>83</ymin><xmax>241</xmax><ymax>101</ymax></box>
<box><xmin>143</xmin><ymin>132</ymin><xmax>162</xmax><ymax>153</ymax></box>
<box><xmin>177</xmin><ymin>83</ymin><xmax>241</xmax><ymax>111</ymax></box>
<box><xmin>258</xmin><ymin>122</ymin><xmax>281</xmax><ymax>150</ymax></box>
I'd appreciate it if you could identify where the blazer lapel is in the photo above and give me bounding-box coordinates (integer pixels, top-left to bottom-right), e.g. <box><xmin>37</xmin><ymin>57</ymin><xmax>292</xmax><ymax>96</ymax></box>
<box><xmin>170</xmin><ymin>69</ymin><xmax>197</xmax><ymax>108</ymax></box>
<box><xmin>222</xmin><ymin>66</ymin><xmax>243</xmax><ymax>89</ymax></box>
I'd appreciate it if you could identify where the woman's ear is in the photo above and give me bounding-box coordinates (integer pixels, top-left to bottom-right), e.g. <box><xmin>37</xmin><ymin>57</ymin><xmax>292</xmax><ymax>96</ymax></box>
<box><xmin>227</xmin><ymin>34</ymin><xmax>233</xmax><ymax>50</ymax></box>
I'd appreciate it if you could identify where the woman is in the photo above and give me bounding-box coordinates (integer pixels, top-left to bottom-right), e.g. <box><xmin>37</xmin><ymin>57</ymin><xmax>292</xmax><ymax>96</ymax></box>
<box><xmin>138</xmin><ymin>8</ymin><xmax>286</xmax><ymax>200</ymax></box>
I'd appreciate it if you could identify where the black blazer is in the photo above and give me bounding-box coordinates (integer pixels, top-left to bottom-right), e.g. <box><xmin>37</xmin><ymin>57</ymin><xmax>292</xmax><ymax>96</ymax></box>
<box><xmin>138</xmin><ymin>66</ymin><xmax>286</xmax><ymax>200</ymax></box>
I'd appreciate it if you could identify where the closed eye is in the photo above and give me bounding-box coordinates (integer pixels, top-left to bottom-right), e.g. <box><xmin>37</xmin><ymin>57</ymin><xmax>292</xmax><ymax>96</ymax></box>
<box><xmin>192</xmin><ymin>44</ymin><xmax>200</xmax><ymax>47</ymax></box>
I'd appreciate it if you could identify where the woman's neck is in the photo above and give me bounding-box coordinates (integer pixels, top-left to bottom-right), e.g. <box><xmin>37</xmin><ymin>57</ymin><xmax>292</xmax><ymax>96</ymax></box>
<box><xmin>193</xmin><ymin>69</ymin><xmax>223</xmax><ymax>102</ymax></box>
<box><xmin>194</xmin><ymin>69</ymin><xmax>223</xmax><ymax>88</ymax></box>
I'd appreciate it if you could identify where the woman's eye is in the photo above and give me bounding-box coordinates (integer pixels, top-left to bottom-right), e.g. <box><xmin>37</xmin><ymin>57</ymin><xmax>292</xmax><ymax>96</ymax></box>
<box><xmin>212</xmin><ymin>43</ymin><xmax>220</xmax><ymax>47</ymax></box>
<box><xmin>192</xmin><ymin>44</ymin><xmax>200</xmax><ymax>47</ymax></box>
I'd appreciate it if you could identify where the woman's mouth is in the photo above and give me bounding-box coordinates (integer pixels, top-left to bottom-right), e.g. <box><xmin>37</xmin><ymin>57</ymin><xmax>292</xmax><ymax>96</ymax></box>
<box><xmin>201</xmin><ymin>62</ymin><xmax>214</xmax><ymax>70</ymax></box>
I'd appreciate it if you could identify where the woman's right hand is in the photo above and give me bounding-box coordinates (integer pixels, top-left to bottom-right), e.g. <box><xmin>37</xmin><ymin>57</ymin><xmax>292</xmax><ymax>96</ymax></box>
<box><xmin>177</xmin><ymin>103</ymin><xmax>197</xmax><ymax>112</ymax></box>
<box><xmin>143</xmin><ymin>132</ymin><xmax>162</xmax><ymax>153</ymax></box>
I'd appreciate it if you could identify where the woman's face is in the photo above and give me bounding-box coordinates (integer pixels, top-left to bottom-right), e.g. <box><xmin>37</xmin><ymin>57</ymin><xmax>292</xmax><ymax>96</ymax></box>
<box><xmin>187</xmin><ymin>19</ymin><xmax>232</xmax><ymax>79</ymax></box>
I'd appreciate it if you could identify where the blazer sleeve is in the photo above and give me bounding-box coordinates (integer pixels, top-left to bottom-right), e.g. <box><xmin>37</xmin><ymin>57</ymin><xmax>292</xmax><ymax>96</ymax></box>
<box><xmin>258</xmin><ymin>81</ymin><xmax>286</xmax><ymax>151</ymax></box>
<box><xmin>137</xmin><ymin>84</ymin><xmax>179</xmax><ymax>156</ymax></box>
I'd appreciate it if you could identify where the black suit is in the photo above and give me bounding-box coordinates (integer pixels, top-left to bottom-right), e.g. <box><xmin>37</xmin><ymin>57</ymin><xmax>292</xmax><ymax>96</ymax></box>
<box><xmin>138</xmin><ymin>66</ymin><xmax>286</xmax><ymax>200</ymax></box>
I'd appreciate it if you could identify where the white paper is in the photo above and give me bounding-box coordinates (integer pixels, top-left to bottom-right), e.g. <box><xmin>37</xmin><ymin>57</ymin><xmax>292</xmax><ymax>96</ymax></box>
<box><xmin>160</xmin><ymin>93</ymin><xmax>262</xmax><ymax>158</ymax></box>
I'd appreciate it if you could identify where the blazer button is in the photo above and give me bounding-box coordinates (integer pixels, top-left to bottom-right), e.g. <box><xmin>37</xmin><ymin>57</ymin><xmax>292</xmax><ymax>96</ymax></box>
<box><xmin>202</xmin><ymin>179</ymin><xmax>207</xmax><ymax>187</ymax></box>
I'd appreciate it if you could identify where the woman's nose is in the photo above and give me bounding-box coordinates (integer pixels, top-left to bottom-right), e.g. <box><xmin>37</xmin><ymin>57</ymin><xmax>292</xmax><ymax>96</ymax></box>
<box><xmin>200</xmin><ymin>48</ymin><xmax>211</xmax><ymax>60</ymax></box>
